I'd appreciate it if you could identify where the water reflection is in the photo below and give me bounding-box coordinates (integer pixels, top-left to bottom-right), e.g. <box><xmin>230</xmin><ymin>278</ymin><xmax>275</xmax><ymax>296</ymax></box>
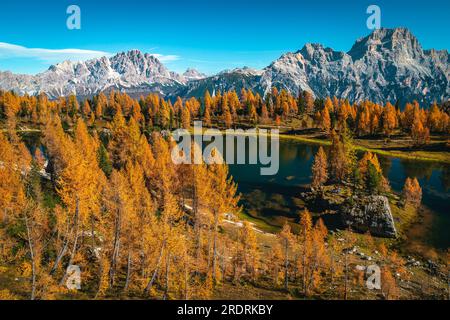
<box><xmin>229</xmin><ymin>140</ymin><xmax>450</xmax><ymax>250</ymax></box>
<box><xmin>20</xmin><ymin>133</ymin><xmax>449</xmax><ymax>250</ymax></box>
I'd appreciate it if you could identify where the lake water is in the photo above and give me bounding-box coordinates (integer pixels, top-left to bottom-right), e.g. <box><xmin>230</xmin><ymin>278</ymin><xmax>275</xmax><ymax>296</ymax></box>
<box><xmin>228</xmin><ymin>139</ymin><xmax>450</xmax><ymax>251</ymax></box>
<box><xmin>21</xmin><ymin>132</ymin><xmax>450</xmax><ymax>251</ymax></box>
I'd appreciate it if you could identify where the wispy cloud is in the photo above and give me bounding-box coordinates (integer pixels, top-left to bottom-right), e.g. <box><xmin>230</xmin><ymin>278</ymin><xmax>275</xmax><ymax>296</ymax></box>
<box><xmin>0</xmin><ymin>42</ymin><xmax>180</xmax><ymax>64</ymax></box>
<box><xmin>150</xmin><ymin>53</ymin><xmax>180</xmax><ymax>62</ymax></box>
<box><xmin>0</xmin><ymin>42</ymin><xmax>111</xmax><ymax>63</ymax></box>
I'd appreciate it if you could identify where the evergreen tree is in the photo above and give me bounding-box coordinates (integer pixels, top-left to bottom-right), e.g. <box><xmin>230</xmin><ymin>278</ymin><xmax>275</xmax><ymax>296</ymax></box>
<box><xmin>365</xmin><ymin>162</ymin><xmax>381</xmax><ymax>193</ymax></box>
<box><xmin>98</xmin><ymin>143</ymin><xmax>113</xmax><ymax>177</ymax></box>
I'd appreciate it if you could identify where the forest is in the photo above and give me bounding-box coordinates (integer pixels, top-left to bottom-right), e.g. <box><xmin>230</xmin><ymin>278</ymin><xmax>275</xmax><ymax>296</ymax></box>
<box><xmin>0</xmin><ymin>88</ymin><xmax>449</xmax><ymax>300</ymax></box>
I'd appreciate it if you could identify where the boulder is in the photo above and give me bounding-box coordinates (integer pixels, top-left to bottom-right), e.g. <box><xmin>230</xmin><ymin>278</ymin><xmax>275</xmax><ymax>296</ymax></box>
<box><xmin>341</xmin><ymin>195</ymin><xmax>397</xmax><ymax>238</ymax></box>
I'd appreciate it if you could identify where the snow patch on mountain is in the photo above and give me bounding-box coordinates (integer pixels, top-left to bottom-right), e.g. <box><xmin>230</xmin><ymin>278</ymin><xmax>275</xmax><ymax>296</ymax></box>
<box><xmin>0</xmin><ymin>28</ymin><xmax>448</xmax><ymax>104</ymax></box>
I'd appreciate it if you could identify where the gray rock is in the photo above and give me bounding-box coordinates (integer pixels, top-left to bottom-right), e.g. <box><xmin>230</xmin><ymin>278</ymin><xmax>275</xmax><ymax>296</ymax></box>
<box><xmin>426</xmin><ymin>260</ymin><xmax>438</xmax><ymax>274</ymax></box>
<box><xmin>180</xmin><ymin>28</ymin><xmax>449</xmax><ymax>104</ymax></box>
<box><xmin>0</xmin><ymin>28</ymin><xmax>447</xmax><ymax>105</ymax></box>
<box><xmin>0</xmin><ymin>50</ymin><xmax>192</xmax><ymax>99</ymax></box>
<box><xmin>341</xmin><ymin>195</ymin><xmax>397</xmax><ymax>238</ymax></box>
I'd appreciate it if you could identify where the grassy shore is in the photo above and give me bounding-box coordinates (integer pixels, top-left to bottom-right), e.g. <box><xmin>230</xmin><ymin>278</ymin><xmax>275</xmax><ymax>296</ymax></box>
<box><xmin>277</xmin><ymin>133</ymin><xmax>450</xmax><ymax>164</ymax></box>
<box><xmin>187</xmin><ymin>124</ymin><xmax>449</xmax><ymax>163</ymax></box>
<box><xmin>3</xmin><ymin>122</ymin><xmax>449</xmax><ymax>163</ymax></box>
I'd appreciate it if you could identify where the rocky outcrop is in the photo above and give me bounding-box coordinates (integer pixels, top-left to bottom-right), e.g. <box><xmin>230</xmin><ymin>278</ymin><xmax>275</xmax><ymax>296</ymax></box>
<box><xmin>341</xmin><ymin>195</ymin><xmax>397</xmax><ymax>238</ymax></box>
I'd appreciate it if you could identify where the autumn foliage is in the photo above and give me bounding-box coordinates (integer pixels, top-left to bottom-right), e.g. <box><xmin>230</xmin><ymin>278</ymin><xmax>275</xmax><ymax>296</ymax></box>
<box><xmin>0</xmin><ymin>88</ymin><xmax>441</xmax><ymax>300</ymax></box>
<box><xmin>402</xmin><ymin>177</ymin><xmax>422</xmax><ymax>208</ymax></box>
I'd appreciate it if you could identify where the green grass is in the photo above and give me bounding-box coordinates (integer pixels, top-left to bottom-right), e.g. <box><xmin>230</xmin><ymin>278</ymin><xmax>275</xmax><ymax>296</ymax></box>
<box><xmin>188</xmin><ymin>126</ymin><xmax>449</xmax><ymax>164</ymax></box>
<box><xmin>278</xmin><ymin>133</ymin><xmax>331</xmax><ymax>146</ymax></box>
<box><xmin>4</xmin><ymin>120</ymin><xmax>449</xmax><ymax>163</ymax></box>
<box><xmin>237</xmin><ymin>210</ymin><xmax>280</xmax><ymax>234</ymax></box>
<box><xmin>283</xmin><ymin>135</ymin><xmax>449</xmax><ymax>164</ymax></box>
<box><xmin>350</xmin><ymin>143</ymin><xmax>450</xmax><ymax>164</ymax></box>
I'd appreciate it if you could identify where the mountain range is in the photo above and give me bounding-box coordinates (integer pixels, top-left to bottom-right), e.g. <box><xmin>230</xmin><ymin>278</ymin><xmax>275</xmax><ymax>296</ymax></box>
<box><xmin>0</xmin><ymin>28</ymin><xmax>448</xmax><ymax>104</ymax></box>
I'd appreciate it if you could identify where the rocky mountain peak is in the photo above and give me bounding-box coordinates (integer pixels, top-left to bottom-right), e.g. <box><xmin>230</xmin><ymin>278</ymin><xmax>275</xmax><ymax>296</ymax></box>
<box><xmin>299</xmin><ymin>43</ymin><xmax>347</xmax><ymax>64</ymax></box>
<box><xmin>299</xmin><ymin>43</ymin><xmax>325</xmax><ymax>56</ymax></box>
<box><xmin>348</xmin><ymin>27</ymin><xmax>422</xmax><ymax>61</ymax></box>
<box><xmin>0</xmin><ymin>28</ymin><xmax>447</xmax><ymax>104</ymax></box>
<box><xmin>47</xmin><ymin>60</ymin><xmax>77</xmax><ymax>73</ymax></box>
<box><xmin>110</xmin><ymin>50</ymin><xmax>165</xmax><ymax>75</ymax></box>
<box><xmin>182</xmin><ymin>68</ymin><xmax>207</xmax><ymax>81</ymax></box>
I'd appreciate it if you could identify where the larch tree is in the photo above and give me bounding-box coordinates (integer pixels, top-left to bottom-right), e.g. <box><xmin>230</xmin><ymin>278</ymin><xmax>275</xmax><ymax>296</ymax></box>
<box><xmin>105</xmin><ymin>169</ymin><xmax>132</xmax><ymax>288</ymax></box>
<box><xmin>382</xmin><ymin>102</ymin><xmax>397</xmax><ymax>137</ymax></box>
<box><xmin>203</xmin><ymin>105</ymin><xmax>212</xmax><ymax>127</ymax></box>
<box><xmin>238</xmin><ymin>221</ymin><xmax>260</xmax><ymax>282</ymax></box>
<box><xmin>411</xmin><ymin>115</ymin><xmax>430</xmax><ymax>146</ymax></box>
<box><xmin>427</xmin><ymin>102</ymin><xmax>440</xmax><ymax>132</ymax></box>
<box><xmin>358</xmin><ymin>152</ymin><xmax>381</xmax><ymax>177</ymax></box>
<box><xmin>122</xmin><ymin>162</ymin><xmax>154</xmax><ymax>291</ymax></box>
<box><xmin>153</xmin><ymin>188</ymin><xmax>184</xmax><ymax>299</ymax></box>
<box><xmin>342</xmin><ymin>231</ymin><xmax>357</xmax><ymax>300</ymax></box>
<box><xmin>381</xmin><ymin>267</ymin><xmax>398</xmax><ymax>300</ymax></box>
<box><xmin>0</xmin><ymin>132</ymin><xmax>26</xmax><ymax>221</ymax></box>
<box><xmin>20</xmin><ymin>202</ymin><xmax>49</xmax><ymax>300</ymax></box>
<box><xmin>303</xmin><ymin>91</ymin><xmax>315</xmax><ymax>114</ymax></box>
<box><xmin>267</xmin><ymin>243</ymin><xmax>283</xmax><ymax>286</ymax></box>
<box><xmin>311</xmin><ymin>146</ymin><xmax>328</xmax><ymax>191</ymax></box>
<box><xmin>82</xmin><ymin>100</ymin><xmax>91</xmax><ymax>116</ymax></box>
<box><xmin>297</xmin><ymin>209</ymin><xmax>313</xmax><ymax>295</ymax></box>
<box><xmin>402</xmin><ymin>177</ymin><xmax>422</xmax><ymax>208</ymax></box>
<box><xmin>279</xmin><ymin>223</ymin><xmax>294</xmax><ymax>291</ymax></box>
<box><xmin>328</xmin><ymin>129</ymin><xmax>356</xmax><ymax>182</ymax></box>
<box><xmin>260</xmin><ymin>104</ymin><xmax>269</xmax><ymax>124</ymax></box>
<box><xmin>304</xmin><ymin>221</ymin><xmax>329</xmax><ymax>295</ymax></box>
<box><xmin>223</xmin><ymin>105</ymin><xmax>233</xmax><ymax>128</ymax></box>
<box><xmin>45</xmin><ymin>118</ymin><xmax>105</xmax><ymax>285</ymax></box>
<box><xmin>248</xmin><ymin>102</ymin><xmax>258</xmax><ymax>124</ymax></box>
<box><xmin>206</xmin><ymin>149</ymin><xmax>239</xmax><ymax>285</ymax></box>
<box><xmin>108</xmin><ymin>110</ymin><xmax>129</xmax><ymax>169</ymax></box>
<box><xmin>320</xmin><ymin>105</ymin><xmax>331</xmax><ymax>134</ymax></box>
<box><xmin>181</xmin><ymin>105</ymin><xmax>191</xmax><ymax>130</ymax></box>
<box><xmin>184</xmin><ymin>142</ymin><xmax>211</xmax><ymax>266</ymax></box>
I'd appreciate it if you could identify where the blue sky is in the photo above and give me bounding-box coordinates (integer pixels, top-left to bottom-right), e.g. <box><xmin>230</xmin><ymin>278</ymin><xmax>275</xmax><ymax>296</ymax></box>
<box><xmin>0</xmin><ymin>0</ymin><xmax>449</xmax><ymax>75</ymax></box>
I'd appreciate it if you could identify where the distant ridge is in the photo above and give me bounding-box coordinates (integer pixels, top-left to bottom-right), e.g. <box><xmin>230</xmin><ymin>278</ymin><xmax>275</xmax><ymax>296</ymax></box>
<box><xmin>0</xmin><ymin>28</ymin><xmax>448</xmax><ymax>104</ymax></box>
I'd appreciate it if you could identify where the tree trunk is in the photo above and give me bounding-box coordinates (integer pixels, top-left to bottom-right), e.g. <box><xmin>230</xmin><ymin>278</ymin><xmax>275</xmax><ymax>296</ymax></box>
<box><xmin>90</xmin><ymin>215</ymin><xmax>96</xmax><ymax>257</ymax></box>
<box><xmin>205</xmin><ymin>228</ymin><xmax>211</xmax><ymax>271</ymax></box>
<box><xmin>293</xmin><ymin>254</ymin><xmax>298</xmax><ymax>282</ymax></box>
<box><xmin>144</xmin><ymin>240</ymin><xmax>165</xmax><ymax>295</ymax></box>
<box><xmin>51</xmin><ymin>202</ymin><xmax>78</xmax><ymax>275</ymax></box>
<box><xmin>193</xmin><ymin>178</ymin><xmax>201</xmax><ymax>261</ymax></box>
<box><xmin>344</xmin><ymin>252</ymin><xmax>349</xmax><ymax>300</ymax></box>
<box><xmin>2</xmin><ymin>208</ymin><xmax>9</xmax><ymax>224</ymax></box>
<box><xmin>94</xmin><ymin>257</ymin><xmax>106</xmax><ymax>299</ymax></box>
<box><xmin>51</xmin><ymin>237</ymin><xmax>69</xmax><ymax>275</ymax></box>
<box><xmin>184</xmin><ymin>258</ymin><xmax>189</xmax><ymax>300</ymax></box>
<box><xmin>109</xmin><ymin>206</ymin><xmax>122</xmax><ymax>288</ymax></box>
<box><xmin>140</xmin><ymin>228</ymin><xmax>146</xmax><ymax>279</ymax></box>
<box><xmin>284</xmin><ymin>238</ymin><xmax>289</xmax><ymax>291</ymax></box>
<box><xmin>60</xmin><ymin>214</ymin><xmax>80</xmax><ymax>285</ymax></box>
<box><xmin>163</xmin><ymin>252</ymin><xmax>171</xmax><ymax>300</ymax></box>
<box><xmin>330</xmin><ymin>253</ymin><xmax>335</xmax><ymax>285</ymax></box>
<box><xmin>302</xmin><ymin>250</ymin><xmax>307</xmax><ymax>294</ymax></box>
<box><xmin>24</xmin><ymin>215</ymin><xmax>36</xmax><ymax>300</ymax></box>
<box><xmin>220</xmin><ymin>246</ymin><xmax>226</xmax><ymax>285</ymax></box>
<box><xmin>124</xmin><ymin>251</ymin><xmax>132</xmax><ymax>291</ymax></box>
<box><xmin>212</xmin><ymin>210</ymin><xmax>218</xmax><ymax>285</ymax></box>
